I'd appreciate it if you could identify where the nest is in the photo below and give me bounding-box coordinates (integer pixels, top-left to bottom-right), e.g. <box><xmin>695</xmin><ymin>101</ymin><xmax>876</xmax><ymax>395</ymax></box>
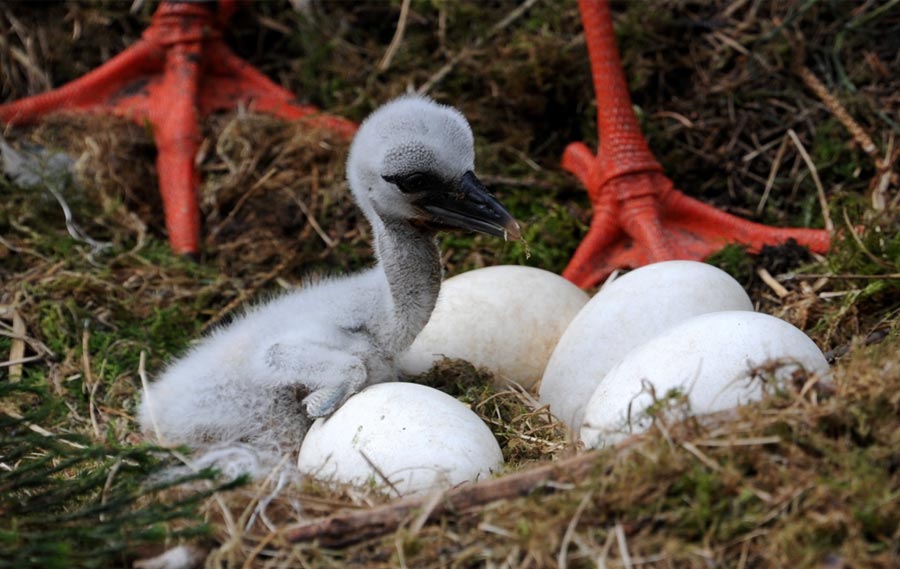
<box><xmin>1</xmin><ymin>0</ymin><xmax>898</xmax><ymax>567</ymax></box>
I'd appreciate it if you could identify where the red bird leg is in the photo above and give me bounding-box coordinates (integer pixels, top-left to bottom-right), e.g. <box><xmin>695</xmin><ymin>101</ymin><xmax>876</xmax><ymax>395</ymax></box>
<box><xmin>662</xmin><ymin>190</ymin><xmax>833</xmax><ymax>254</ymax></box>
<box><xmin>200</xmin><ymin>41</ymin><xmax>357</xmax><ymax>138</ymax></box>
<box><xmin>579</xmin><ymin>0</ymin><xmax>663</xmax><ymax>188</ymax></box>
<box><xmin>561</xmin><ymin>0</ymin><xmax>833</xmax><ymax>288</ymax></box>
<box><xmin>153</xmin><ymin>41</ymin><xmax>203</xmax><ymax>256</ymax></box>
<box><xmin>0</xmin><ymin>40</ymin><xmax>163</xmax><ymax>124</ymax></box>
<box><xmin>0</xmin><ymin>1</ymin><xmax>356</xmax><ymax>256</ymax></box>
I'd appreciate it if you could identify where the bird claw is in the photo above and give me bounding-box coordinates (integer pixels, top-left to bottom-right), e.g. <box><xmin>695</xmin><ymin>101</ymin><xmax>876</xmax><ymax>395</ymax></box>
<box><xmin>302</xmin><ymin>359</ymin><xmax>369</xmax><ymax>418</ymax></box>
<box><xmin>303</xmin><ymin>385</ymin><xmax>355</xmax><ymax>418</ymax></box>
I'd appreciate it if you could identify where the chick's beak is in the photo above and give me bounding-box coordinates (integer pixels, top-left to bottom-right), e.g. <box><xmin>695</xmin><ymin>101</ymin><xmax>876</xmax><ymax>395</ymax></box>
<box><xmin>420</xmin><ymin>171</ymin><xmax>521</xmax><ymax>240</ymax></box>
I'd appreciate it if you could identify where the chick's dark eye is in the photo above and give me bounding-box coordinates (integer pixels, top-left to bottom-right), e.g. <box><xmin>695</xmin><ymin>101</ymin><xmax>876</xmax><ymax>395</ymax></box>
<box><xmin>383</xmin><ymin>171</ymin><xmax>438</xmax><ymax>194</ymax></box>
<box><xmin>404</xmin><ymin>172</ymin><xmax>427</xmax><ymax>189</ymax></box>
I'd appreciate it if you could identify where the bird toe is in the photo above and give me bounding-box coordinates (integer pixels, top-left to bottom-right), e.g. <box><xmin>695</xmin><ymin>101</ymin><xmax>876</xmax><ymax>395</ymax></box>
<box><xmin>303</xmin><ymin>385</ymin><xmax>352</xmax><ymax>418</ymax></box>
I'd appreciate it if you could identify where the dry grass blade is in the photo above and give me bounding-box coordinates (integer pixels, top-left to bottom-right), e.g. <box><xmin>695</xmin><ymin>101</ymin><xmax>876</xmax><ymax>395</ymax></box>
<box><xmin>138</xmin><ymin>350</ymin><xmax>165</xmax><ymax>446</ymax></box>
<box><xmin>4</xmin><ymin>305</ymin><xmax>26</xmax><ymax>382</ymax></box>
<box><xmin>756</xmin><ymin>133</ymin><xmax>789</xmax><ymax>215</ymax></box>
<box><xmin>558</xmin><ymin>490</ymin><xmax>594</xmax><ymax>569</ymax></box>
<box><xmin>842</xmin><ymin>207</ymin><xmax>892</xmax><ymax>269</ymax></box>
<box><xmin>0</xmin><ymin>355</ymin><xmax>41</xmax><ymax>368</ymax></box>
<box><xmin>407</xmin><ymin>487</ymin><xmax>447</xmax><ymax>536</ymax></box>
<box><xmin>614</xmin><ymin>522</ymin><xmax>634</xmax><ymax>569</ymax></box>
<box><xmin>695</xmin><ymin>436</ymin><xmax>781</xmax><ymax>447</ymax></box>
<box><xmin>680</xmin><ymin>441</ymin><xmax>722</xmax><ymax>472</ymax></box>
<box><xmin>3</xmin><ymin>408</ymin><xmax>88</xmax><ymax>450</ymax></box>
<box><xmin>787</xmin><ymin>129</ymin><xmax>834</xmax><ymax>233</ymax></box>
<box><xmin>377</xmin><ymin>0</ymin><xmax>412</xmax><ymax>72</ymax></box>
<box><xmin>80</xmin><ymin>322</ymin><xmax>101</xmax><ymax>439</ymax></box>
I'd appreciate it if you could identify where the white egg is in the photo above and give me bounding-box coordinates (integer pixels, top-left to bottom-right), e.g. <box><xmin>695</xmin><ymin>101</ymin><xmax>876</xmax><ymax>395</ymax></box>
<box><xmin>539</xmin><ymin>261</ymin><xmax>753</xmax><ymax>430</ymax></box>
<box><xmin>297</xmin><ymin>382</ymin><xmax>503</xmax><ymax>496</ymax></box>
<box><xmin>580</xmin><ymin>311</ymin><xmax>830</xmax><ymax>448</ymax></box>
<box><xmin>399</xmin><ymin>266</ymin><xmax>589</xmax><ymax>389</ymax></box>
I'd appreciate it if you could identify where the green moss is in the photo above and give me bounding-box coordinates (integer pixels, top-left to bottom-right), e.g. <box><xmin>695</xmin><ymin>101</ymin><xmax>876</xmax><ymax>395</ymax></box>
<box><xmin>34</xmin><ymin>300</ymin><xmax>75</xmax><ymax>357</ymax></box>
<box><xmin>706</xmin><ymin>243</ymin><xmax>755</xmax><ymax>283</ymax></box>
<box><xmin>515</xmin><ymin>518</ymin><xmax>532</xmax><ymax>539</ymax></box>
<box><xmin>145</xmin><ymin>305</ymin><xmax>203</xmax><ymax>356</ymax></box>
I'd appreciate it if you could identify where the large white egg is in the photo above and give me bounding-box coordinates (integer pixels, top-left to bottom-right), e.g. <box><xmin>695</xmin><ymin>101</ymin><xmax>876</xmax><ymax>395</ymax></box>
<box><xmin>580</xmin><ymin>311</ymin><xmax>830</xmax><ymax>448</ymax></box>
<box><xmin>399</xmin><ymin>266</ymin><xmax>589</xmax><ymax>389</ymax></box>
<box><xmin>297</xmin><ymin>382</ymin><xmax>503</xmax><ymax>496</ymax></box>
<box><xmin>539</xmin><ymin>261</ymin><xmax>753</xmax><ymax>430</ymax></box>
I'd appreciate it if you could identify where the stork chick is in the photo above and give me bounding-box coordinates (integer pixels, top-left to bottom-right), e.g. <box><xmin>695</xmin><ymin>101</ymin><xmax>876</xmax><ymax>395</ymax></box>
<box><xmin>138</xmin><ymin>96</ymin><xmax>520</xmax><ymax>459</ymax></box>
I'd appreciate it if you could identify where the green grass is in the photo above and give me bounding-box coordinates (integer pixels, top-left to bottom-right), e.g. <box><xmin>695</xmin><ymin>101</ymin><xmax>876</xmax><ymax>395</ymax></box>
<box><xmin>0</xmin><ymin>382</ymin><xmax>243</xmax><ymax>569</ymax></box>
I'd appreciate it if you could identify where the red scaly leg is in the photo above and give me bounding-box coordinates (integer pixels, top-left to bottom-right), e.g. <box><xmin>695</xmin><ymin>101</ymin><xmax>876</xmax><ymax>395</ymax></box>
<box><xmin>561</xmin><ymin>140</ymin><xmax>627</xmax><ymax>285</ymax></box>
<box><xmin>0</xmin><ymin>40</ymin><xmax>164</xmax><ymax>124</ymax></box>
<box><xmin>152</xmin><ymin>40</ymin><xmax>203</xmax><ymax>256</ymax></box>
<box><xmin>562</xmin><ymin>0</ymin><xmax>832</xmax><ymax>288</ymax></box>
<box><xmin>200</xmin><ymin>41</ymin><xmax>357</xmax><ymax>138</ymax></box>
<box><xmin>0</xmin><ymin>1</ymin><xmax>355</xmax><ymax>255</ymax></box>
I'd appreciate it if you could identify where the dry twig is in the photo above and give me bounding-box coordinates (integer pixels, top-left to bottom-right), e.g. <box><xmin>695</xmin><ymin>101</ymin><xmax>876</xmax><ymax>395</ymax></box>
<box><xmin>284</xmin><ymin>445</ymin><xmax>621</xmax><ymax>547</ymax></box>
<box><xmin>756</xmin><ymin>267</ymin><xmax>790</xmax><ymax>299</ymax></box>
